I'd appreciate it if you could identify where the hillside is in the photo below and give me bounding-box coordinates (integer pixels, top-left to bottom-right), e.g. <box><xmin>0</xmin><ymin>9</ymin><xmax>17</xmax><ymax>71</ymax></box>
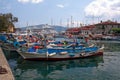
<box><xmin>20</xmin><ymin>24</ymin><xmax>68</xmax><ymax>32</ymax></box>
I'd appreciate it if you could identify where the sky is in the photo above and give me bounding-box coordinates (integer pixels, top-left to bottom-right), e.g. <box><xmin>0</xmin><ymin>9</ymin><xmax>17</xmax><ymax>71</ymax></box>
<box><xmin>1</xmin><ymin>0</ymin><xmax>120</xmax><ymax>27</ymax></box>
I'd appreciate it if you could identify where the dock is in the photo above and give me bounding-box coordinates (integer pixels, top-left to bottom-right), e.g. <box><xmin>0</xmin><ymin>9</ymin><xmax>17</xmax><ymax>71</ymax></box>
<box><xmin>0</xmin><ymin>48</ymin><xmax>15</xmax><ymax>80</ymax></box>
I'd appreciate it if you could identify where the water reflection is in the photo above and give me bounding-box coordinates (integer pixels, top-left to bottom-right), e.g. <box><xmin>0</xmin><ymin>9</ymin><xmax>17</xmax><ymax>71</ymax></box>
<box><xmin>3</xmin><ymin>50</ymin><xmax>104</xmax><ymax>80</ymax></box>
<box><xmin>3</xmin><ymin>41</ymin><xmax>120</xmax><ymax>80</ymax></box>
<box><xmin>93</xmin><ymin>41</ymin><xmax>120</xmax><ymax>51</ymax></box>
<box><xmin>14</xmin><ymin>56</ymin><xmax>103</xmax><ymax>80</ymax></box>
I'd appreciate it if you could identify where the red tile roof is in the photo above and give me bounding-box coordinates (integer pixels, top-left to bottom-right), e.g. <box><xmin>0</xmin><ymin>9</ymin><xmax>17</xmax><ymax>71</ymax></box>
<box><xmin>66</xmin><ymin>20</ymin><xmax>120</xmax><ymax>33</ymax></box>
<box><xmin>95</xmin><ymin>20</ymin><xmax>120</xmax><ymax>25</ymax></box>
<box><xmin>66</xmin><ymin>25</ymin><xmax>96</xmax><ymax>32</ymax></box>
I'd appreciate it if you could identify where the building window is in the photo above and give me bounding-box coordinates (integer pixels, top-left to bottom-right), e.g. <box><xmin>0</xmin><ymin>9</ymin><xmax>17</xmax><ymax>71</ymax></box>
<box><xmin>102</xmin><ymin>25</ymin><xmax>105</xmax><ymax>29</ymax></box>
<box><xmin>118</xmin><ymin>25</ymin><xmax>120</xmax><ymax>28</ymax></box>
<box><xmin>112</xmin><ymin>25</ymin><xmax>113</xmax><ymax>28</ymax></box>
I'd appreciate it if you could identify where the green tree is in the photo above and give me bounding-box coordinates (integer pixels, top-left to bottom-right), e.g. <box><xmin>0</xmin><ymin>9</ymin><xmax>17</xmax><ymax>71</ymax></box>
<box><xmin>111</xmin><ymin>28</ymin><xmax>120</xmax><ymax>35</ymax></box>
<box><xmin>0</xmin><ymin>13</ymin><xmax>18</xmax><ymax>32</ymax></box>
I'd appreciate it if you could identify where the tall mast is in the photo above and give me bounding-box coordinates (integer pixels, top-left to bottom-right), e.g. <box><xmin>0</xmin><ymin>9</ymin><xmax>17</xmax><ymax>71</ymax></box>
<box><xmin>71</xmin><ymin>16</ymin><xmax>73</xmax><ymax>27</ymax></box>
<box><xmin>60</xmin><ymin>18</ymin><xmax>62</xmax><ymax>26</ymax></box>
<box><xmin>51</xmin><ymin>18</ymin><xmax>53</xmax><ymax>26</ymax></box>
<box><xmin>67</xmin><ymin>18</ymin><xmax>69</xmax><ymax>28</ymax></box>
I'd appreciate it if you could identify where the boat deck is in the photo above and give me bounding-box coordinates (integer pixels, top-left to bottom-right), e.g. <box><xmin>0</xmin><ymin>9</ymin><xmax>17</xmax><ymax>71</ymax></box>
<box><xmin>18</xmin><ymin>50</ymin><xmax>103</xmax><ymax>61</ymax></box>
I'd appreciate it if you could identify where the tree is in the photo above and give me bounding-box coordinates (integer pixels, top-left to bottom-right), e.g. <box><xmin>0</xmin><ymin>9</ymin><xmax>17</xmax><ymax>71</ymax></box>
<box><xmin>111</xmin><ymin>28</ymin><xmax>120</xmax><ymax>35</ymax></box>
<box><xmin>0</xmin><ymin>13</ymin><xmax>18</xmax><ymax>32</ymax></box>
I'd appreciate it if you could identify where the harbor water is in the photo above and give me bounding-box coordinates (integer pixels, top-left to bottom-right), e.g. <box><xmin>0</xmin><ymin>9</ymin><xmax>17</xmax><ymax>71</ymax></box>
<box><xmin>2</xmin><ymin>41</ymin><xmax>120</xmax><ymax>80</ymax></box>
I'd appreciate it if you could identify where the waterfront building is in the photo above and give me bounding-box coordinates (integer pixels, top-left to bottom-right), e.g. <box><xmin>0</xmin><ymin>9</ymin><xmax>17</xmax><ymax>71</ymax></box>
<box><xmin>66</xmin><ymin>20</ymin><xmax>120</xmax><ymax>36</ymax></box>
<box><xmin>92</xmin><ymin>20</ymin><xmax>120</xmax><ymax>35</ymax></box>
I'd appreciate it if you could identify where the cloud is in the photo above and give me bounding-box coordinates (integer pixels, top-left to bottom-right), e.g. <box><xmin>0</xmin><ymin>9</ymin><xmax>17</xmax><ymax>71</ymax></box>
<box><xmin>84</xmin><ymin>0</ymin><xmax>120</xmax><ymax>19</ymax></box>
<box><xmin>57</xmin><ymin>4</ymin><xmax>65</xmax><ymax>8</ymax></box>
<box><xmin>18</xmin><ymin>0</ymin><xmax>43</xmax><ymax>4</ymax></box>
<box><xmin>31</xmin><ymin>0</ymin><xmax>43</xmax><ymax>3</ymax></box>
<box><xmin>18</xmin><ymin>0</ymin><xmax>29</xmax><ymax>3</ymax></box>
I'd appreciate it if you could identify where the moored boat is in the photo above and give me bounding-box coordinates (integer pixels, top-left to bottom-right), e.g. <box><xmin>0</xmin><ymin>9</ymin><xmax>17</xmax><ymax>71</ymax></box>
<box><xmin>17</xmin><ymin>45</ymin><xmax>104</xmax><ymax>61</ymax></box>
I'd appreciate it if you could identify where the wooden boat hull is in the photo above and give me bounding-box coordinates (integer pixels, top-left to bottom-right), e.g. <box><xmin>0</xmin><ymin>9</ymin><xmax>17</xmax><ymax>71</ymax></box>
<box><xmin>18</xmin><ymin>50</ymin><xmax>103</xmax><ymax>61</ymax></box>
<box><xmin>1</xmin><ymin>44</ymin><xmax>17</xmax><ymax>52</ymax></box>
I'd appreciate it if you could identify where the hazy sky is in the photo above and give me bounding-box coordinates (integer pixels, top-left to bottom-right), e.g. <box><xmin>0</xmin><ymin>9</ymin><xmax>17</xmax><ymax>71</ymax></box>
<box><xmin>1</xmin><ymin>0</ymin><xmax>120</xmax><ymax>27</ymax></box>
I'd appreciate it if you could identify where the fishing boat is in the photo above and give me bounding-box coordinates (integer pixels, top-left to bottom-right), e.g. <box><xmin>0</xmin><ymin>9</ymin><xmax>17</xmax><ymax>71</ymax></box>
<box><xmin>1</xmin><ymin>43</ymin><xmax>17</xmax><ymax>52</ymax></box>
<box><xmin>17</xmin><ymin>45</ymin><xmax>104</xmax><ymax>61</ymax></box>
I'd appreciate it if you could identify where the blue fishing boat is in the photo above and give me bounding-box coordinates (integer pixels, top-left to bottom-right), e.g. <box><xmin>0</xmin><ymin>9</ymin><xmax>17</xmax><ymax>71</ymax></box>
<box><xmin>17</xmin><ymin>44</ymin><xmax>104</xmax><ymax>61</ymax></box>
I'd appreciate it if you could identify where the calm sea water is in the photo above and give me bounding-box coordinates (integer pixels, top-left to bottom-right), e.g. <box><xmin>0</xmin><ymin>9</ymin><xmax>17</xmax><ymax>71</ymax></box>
<box><xmin>3</xmin><ymin>41</ymin><xmax>120</xmax><ymax>80</ymax></box>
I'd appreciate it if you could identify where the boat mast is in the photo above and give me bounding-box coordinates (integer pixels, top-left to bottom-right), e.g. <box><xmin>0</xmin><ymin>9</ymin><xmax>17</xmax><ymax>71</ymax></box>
<box><xmin>71</xmin><ymin>16</ymin><xmax>73</xmax><ymax>27</ymax></box>
<box><xmin>67</xmin><ymin>18</ymin><xmax>69</xmax><ymax>28</ymax></box>
<box><xmin>26</xmin><ymin>22</ymin><xmax>29</xmax><ymax>43</ymax></box>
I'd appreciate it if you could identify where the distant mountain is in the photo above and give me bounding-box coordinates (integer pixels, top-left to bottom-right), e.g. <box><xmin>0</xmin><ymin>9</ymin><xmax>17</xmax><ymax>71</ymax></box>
<box><xmin>51</xmin><ymin>25</ymin><xmax>68</xmax><ymax>32</ymax></box>
<box><xmin>20</xmin><ymin>24</ymin><xmax>68</xmax><ymax>32</ymax></box>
